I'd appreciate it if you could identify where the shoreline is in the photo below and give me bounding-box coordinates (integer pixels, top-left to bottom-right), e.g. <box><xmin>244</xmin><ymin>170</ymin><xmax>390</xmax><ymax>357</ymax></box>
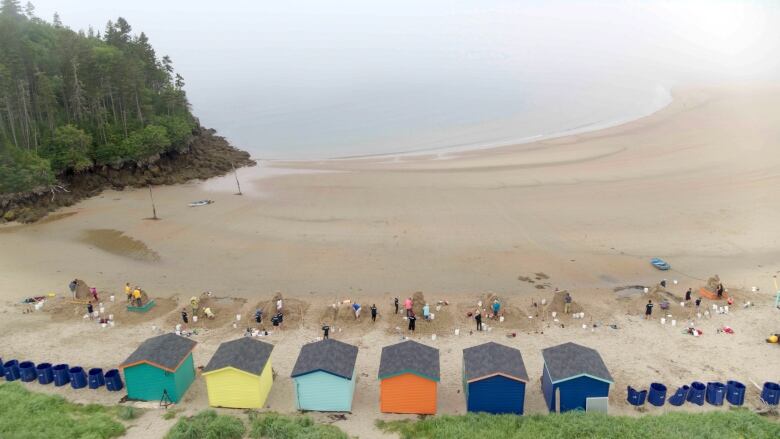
<box><xmin>253</xmin><ymin>84</ymin><xmax>673</xmax><ymax>163</ymax></box>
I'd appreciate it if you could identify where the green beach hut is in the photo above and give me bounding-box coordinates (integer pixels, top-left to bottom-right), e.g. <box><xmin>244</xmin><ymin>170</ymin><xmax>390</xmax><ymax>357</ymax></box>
<box><xmin>119</xmin><ymin>333</ymin><xmax>197</xmax><ymax>403</ymax></box>
<box><xmin>291</xmin><ymin>339</ymin><xmax>359</xmax><ymax>412</ymax></box>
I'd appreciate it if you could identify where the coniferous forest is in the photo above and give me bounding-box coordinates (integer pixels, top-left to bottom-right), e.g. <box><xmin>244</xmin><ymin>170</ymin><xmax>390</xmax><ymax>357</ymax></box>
<box><xmin>0</xmin><ymin>0</ymin><xmax>198</xmax><ymax>193</ymax></box>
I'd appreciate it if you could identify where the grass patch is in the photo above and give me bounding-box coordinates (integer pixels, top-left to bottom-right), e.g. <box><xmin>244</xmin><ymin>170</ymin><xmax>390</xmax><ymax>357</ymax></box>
<box><xmin>165</xmin><ymin>410</ymin><xmax>246</xmax><ymax>439</ymax></box>
<box><xmin>0</xmin><ymin>382</ymin><xmax>125</xmax><ymax>439</ymax></box>
<box><xmin>248</xmin><ymin>412</ymin><xmax>349</xmax><ymax>439</ymax></box>
<box><xmin>163</xmin><ymin>409</ymin><xmax>181</xmax><ymax>420</ymax></box>
<box><xmin>377</xmin><ymin>410</ymin><xmax>780</xmax><ymax>439</ymax></box>
<box><xmin>117</xmin><ymin>406</ymin><xmax>140</xmax><ymax>421</ymax></box>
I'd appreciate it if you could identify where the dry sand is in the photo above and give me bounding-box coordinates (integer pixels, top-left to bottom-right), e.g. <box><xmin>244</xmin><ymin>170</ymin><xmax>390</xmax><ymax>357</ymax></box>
<box><xmin>1</xmin><ymin>84</ymin><xmax>780</xmax><ymax>438</ymax></box>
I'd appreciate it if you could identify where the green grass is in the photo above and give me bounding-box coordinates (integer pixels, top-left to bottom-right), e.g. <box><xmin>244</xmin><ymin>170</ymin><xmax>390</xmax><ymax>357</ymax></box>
<box><xmin>164</xmin><ymin>410</ymin><xmax>246</xmax><ymax>439</ymax></box>
<box><xmin>117</xmin><ymin>406</ymin><xmax>140</xmax><ymax>421</ymax></box>
<box><xmin>163</xmin><ymin>409</ymin><xmax>181</xmax><ymax>420</ymax></box>
<box><xmin>248</xmin><ymin>412</ymin><xmax>349</xmax><ymax>439</ymax></box>
<box><xmin>0</xmin><ymin>383</ymin><xmax>126</xmax><ymax>439</ymax></box>
<box><xmin>377</xmin><ymin>410</ymin><xmax>780</xmax><ymax>439</ymax></box>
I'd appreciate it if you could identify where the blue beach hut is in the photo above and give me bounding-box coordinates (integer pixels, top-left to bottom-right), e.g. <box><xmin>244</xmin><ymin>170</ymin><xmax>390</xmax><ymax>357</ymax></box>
<box><xmin>463</xmin><ymin>342</ymin><xmax>529</xmax><ymax>414</ymax></box>
<box><xmin>119</xmin><ymin>333</ymin><xmax>197</xmax><ymax>403</ymax></box>
<box><xmin>541</xmin><ymin>342</ymin><xmax>613</xmax><ymax>413</ymax></box>
<box><xmin>291</xmin><ymin>339</ymin><xmax>358</xmax><ymax>412</ymax></box>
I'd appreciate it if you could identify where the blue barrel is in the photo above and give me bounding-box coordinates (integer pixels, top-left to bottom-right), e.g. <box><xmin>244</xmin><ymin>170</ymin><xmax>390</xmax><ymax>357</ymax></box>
<box><xmin>761</xmin><ymin>382</ymin><xmax>780</xmax><ymax>406</ymax></box>
<box><xmin>648</xmin><ymin>382</ymin><xmax>667</xmax><ymax>406</ymax></box>
<box><xmin>706</xmin><ymin>382</ymin><xmax>726</xmax><ymax>406</ymax></box>
<box><xmin>668</xmin><ymin>385</ymin><xmax>690</xmax><ymax>406</ymax></box>
<box><xmin>36</xmin><ymin>363</ymin><xmax>54</xmax><ymax>385</ymax></box>
<box><xmin>3</xmin><ymin>360</ymin><xmax>20</xmax><ymax>382</ymax></box>
<box><xmin>88</xmin><ymin>368</ymin><xmax>105</xmax><ymax>389</ymax></box>
<box><xmin>104</xmin><ymin>369</ymin><xmax>124</xmax><ymax>392</ymax></box>
<box><xmin>19</xmin><ymin>361</ymin><xmax>37</xmax><ymax>382</ymax></box>
<box><xmin>0</xmin><ymin>357</ymin><xmax>5</xmax><ymax>378</ymax></box>
<box><xmin>726</xmin><ymin>380</ymin><xmax>745</xmax><ymax>406</ymax></box>
<box><xmin>69</xmin><ymin>366</ymin><xmax>87</xmax><ymax>389</ymax></box>
<box><xmin>687</xmin><ymin>381</ymin><xmax>706</xmax><ymax>405</ymax></box>
<box><xmin>52</xmin><ymin>364</ymin><xmax>70</xmax><ymax>386</ymax></box>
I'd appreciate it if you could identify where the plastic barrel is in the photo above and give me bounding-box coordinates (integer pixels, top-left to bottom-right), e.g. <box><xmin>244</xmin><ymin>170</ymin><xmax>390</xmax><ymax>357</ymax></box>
<box><xmin>69</xmin><ymin>366</ymin><xmax>87</xmax><ymax>389</ymax></box>
<box><xmin>706</xmin><ymin>382</ymin><xmax>726</xmax><ymax>406</ymax></box>
<box><xmin>104</xmin><ymin>369</ymin><xmax>124</xmax><ymax>392</ymax></box>
<box><xmin>761</xmin><ymin>382</ymin><xmax>780</xmax><ymax>406</ymax></box>
<box><xmin>648</xmin><ymin>382</ymin><xmax>667</xmax><ymax>406</ymax></box>
<box><xmin>3</xmin><ymin>360</ymin><xmax>20</xmax><ymax>382</ymax></box>
<box><xmin>36</xmin><ymin>363</ymin><xmax>54</xmax><ymax>385</ymax></box>
<box><xmin>687</xmin><ymin>381</ymin><xmax>706</xmax><ymax>406</ymax></box>
<box><xmin>726</xmin><ymin>381</ymin><xmax>745</xmax><ymax>406</ymax></box>
<box><xmin>668</xmin><ymin>385</ymin><xmax>690</xmax><ymax>406</ymax></box>
<box><xmin>88</xmin><ymin>368</ymin><xmax>105</xmax><ymax>389</ymax></box>
<box><xmin>19</xmin><ymin>361</ymin><xmax>37</xmax><ymax>382</ymax></box>
<box><xmin>0</xmin><ymin>357</ymin><xmax>4</xmax><ymax>378</ymax></box>
<box><xmin>627</xmin><ymin>386</ymin><xmax>646</xmax><ymax>406</ymax></box>
<box><xmin>52</xmin><ymin>364</ymin><xmax>70</xmax><ymax>386</ymax></box>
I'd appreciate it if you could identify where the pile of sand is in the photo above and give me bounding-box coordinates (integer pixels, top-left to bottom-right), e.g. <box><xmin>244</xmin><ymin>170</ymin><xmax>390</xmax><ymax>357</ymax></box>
<box><xmin>547</xmin><ymin>290</ymin><xmax>583</xmax><ymax>315</ymax></box>
<box><xmin>167</xmin><ymin>294</ymin><xmax>246</xmax><ymax>329</ymax></box>
<box><xmin>318</xmin><ymin>299</ymin><xmax>373</xmax><ymax>328</ymax></box>
<box><xmin>457</xmin><ymin>293</ymin><xmax>538</xmax><ymax>332</ymax></box>
<box><xmin>386</xmin><ymin>291</ymin><xmax>454</xmax><ymax>336</ymax></box>
<box><xmin>249</xmin><ymin>293</ymin><xmax>309</xmax><ymax>330</ymax></box>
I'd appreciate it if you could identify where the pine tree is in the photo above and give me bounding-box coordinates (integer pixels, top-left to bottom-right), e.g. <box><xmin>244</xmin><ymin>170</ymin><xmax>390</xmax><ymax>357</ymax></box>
<box><xmin>0</xmin><ymin>0</ymin><xmax>22</xmax><ymax>17</ymax></box>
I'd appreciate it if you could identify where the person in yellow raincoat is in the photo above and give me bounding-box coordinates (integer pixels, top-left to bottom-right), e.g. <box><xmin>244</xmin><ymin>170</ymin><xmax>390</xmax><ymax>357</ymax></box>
<box><xmin>132</xmin><ymin>287</ymin><xmax>142</xmax><ymax>307</ymax></box>
<box><xmin>125</xmin><ymin>283</ymin><xmax>132</xmax><ymax>303</ymax></box>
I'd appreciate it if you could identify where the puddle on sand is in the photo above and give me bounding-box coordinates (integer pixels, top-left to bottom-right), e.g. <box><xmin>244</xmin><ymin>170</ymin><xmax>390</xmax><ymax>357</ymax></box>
<box><xmin>81</xmin><ymin>229</ymin><xmax>160</xmax><ymax>262</ymax></box>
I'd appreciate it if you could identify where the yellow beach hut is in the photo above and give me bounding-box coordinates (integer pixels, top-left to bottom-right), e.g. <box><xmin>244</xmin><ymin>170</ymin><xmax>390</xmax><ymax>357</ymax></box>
<box><xmin>202</xmin><ymin>338</ymin><xmax>274</xmax><ymax>409</ymax></box>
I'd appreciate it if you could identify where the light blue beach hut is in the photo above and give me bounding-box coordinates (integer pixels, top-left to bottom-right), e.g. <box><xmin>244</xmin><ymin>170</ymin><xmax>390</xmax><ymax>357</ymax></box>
<box><xmin>291</xmin><ymin>339</ymin><xmax>358</xmax><ymax>412</ymax></box>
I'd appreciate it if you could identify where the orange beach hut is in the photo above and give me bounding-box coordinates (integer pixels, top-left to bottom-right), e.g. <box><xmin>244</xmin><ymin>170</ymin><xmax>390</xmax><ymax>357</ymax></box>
<box><xmin>378</xmin><ymin>340</ymin><xmax>439</xmax><ymax>414</ymax></box>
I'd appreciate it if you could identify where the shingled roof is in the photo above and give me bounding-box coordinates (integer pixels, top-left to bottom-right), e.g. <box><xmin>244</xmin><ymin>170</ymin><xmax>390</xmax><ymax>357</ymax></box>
<box><xmin>119</xmin><ymin>333</ymin><xmax>197</xmax><ymax>372</ymax></box>
<box><xmin>378</xmin><ymin>340</ymin><xmax>439</xmax><ymax>381</ymax></box>
<box><xmin>541</xmin><ymin>342</ymin><xmax>613</xmax><ymax>384</ymax></box>
<box><xmin>203</xmin><ymin>338</ymin><xmax>273</xmax><ymax>376</ymax></box>
<box><xmin>291</xmin><ymin>339</ymin><xmax>358</xmax><ymax>380</ymax></box>
<box><xmin>463</xmin><ymin>342</ymin><xmax>529</xmax><ymax>383</ymax></box>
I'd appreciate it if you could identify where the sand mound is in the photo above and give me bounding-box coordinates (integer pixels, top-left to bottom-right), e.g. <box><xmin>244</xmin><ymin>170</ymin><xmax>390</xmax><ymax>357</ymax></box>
<box><xmin>247</xmin><ymin>293</ymin><xmax>309</xmax><ymax>330</ymax></box>
<box><xmin>386</xmin><ymin>291</ymin><xmax>454</xmax><ymax>336</ymax></box>
<box><xmin>456</xmin><ymin>293</ymin><xmax>539</xmax><ymax>332</ymax></box>
<box><xmin>168</xmin><ymin>295</ymin><xmax>247</xmax><ymax>329</ymax></box>
<box><xmin>548</xmin><ymin>290</ymin><xmax>583</xmax><ymax>315</ymax></box>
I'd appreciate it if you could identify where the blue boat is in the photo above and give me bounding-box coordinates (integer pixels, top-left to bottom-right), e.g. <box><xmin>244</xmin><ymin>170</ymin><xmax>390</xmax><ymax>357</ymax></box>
<box><xmin>651</xmin><ymin>258</ymin><xmax>670</xmax><ymax>270</ymax></box>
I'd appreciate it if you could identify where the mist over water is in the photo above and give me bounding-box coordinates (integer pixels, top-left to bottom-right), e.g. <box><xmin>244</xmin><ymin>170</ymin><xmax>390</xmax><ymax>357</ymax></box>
<box><xmin>32</xmin><ymin>1</ymin><xmax>780</xmax><ymax>158</ymax></box>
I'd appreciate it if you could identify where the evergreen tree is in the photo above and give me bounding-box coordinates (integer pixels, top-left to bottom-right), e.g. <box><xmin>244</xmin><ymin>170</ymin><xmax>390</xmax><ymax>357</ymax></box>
<box><xmin>0</xmin><ymin>0</ymin><xmax>22</xmax><ymax>17</ymax></box>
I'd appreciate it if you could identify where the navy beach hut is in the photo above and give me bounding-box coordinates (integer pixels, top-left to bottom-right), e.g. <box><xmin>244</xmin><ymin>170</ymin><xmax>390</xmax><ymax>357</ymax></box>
<box><xmin>541</xmin><ymin>342</ymin><xmax>613</xmax><ymax>413</ymax></box>
<box><xmin>463</xmin><ymin>342</ymin><xmax>529</xmax><ymax>414</ymax></box>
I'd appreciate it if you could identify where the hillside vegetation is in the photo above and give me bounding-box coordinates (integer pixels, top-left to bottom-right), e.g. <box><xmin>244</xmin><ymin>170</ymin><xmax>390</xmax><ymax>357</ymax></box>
<box><xmin>0</xmin><ymin>0</ymin><xmax>197</xmax><ymax>193</ymax></box>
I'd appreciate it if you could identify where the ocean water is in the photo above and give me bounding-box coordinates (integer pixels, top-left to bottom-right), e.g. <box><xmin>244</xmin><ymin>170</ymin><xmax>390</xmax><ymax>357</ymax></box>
<box><xmin>31</xmin><ymin>1</ymin><xmax>780</xmax><ymax>159</ymax></box>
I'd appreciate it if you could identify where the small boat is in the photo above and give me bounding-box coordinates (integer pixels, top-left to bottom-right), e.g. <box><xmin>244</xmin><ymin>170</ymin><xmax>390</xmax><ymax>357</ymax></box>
<box><xmin>188</xmin><ymin>200</ymin><xmax>214</xmax><ymax>207</ymax></box>
<box><xmin>651</xmin><ymin>258</ymin><xmax>670</xmax><ymax>270</ymax></box>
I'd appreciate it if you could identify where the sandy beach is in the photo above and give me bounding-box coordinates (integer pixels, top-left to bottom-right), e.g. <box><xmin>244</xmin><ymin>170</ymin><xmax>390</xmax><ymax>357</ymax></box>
<box><xmin>1</xmin><ymin>83</ymin><xmax>779</xmax><ymax>438</ymax></box>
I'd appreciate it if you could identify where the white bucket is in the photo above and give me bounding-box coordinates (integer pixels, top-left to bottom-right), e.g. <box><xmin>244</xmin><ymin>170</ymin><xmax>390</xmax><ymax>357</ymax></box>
<box><xmin>92</xmin><ymin>311</ymin><xmax>99</xmax><ymax>317</ymax></box>
<box><xmin>101</xmin><ymin>323</ymin><xmax>107</xmax><ymax>328</ymax></box>
<box><xmin>110</xmin><ymin>295</ymin><xmax>115</xmax><ymax>302</ymax></box>
<box><xmin>232</xmin><ymin>323</ymin><xmax>237</xmax><ymax>328</ymax></box>
<box><xmin>99</xmin><ymin>307</ymin><xmax>105</xmax><ymax>314</ymax></box>
<box><xmin>431</xmin><ymin>334</ymin><xmax>437</xmax><ymax>341</ymax></box>
<box><xmin>718</xmin><ymin>307</ymin><xmax>724</xmax><ymax>314</ymax></box>
<box><xmin>680</xmin><ymin>302</ymin><xmax>685</xmax><ymax>307</ymax></box>
<box><xmin>661</xmin><ymin>318</ymin><xmax>666</xmax><ymax>325</ymax></box>
<box><xmin>671</xmin><ymin>320</ymin><xmax>676</xmax><ymax>326</ymax></box>
<box><xmin>108</xmin><ymin>314</ymin><xmax>114</xmax><ymax>320</ymax></box>
<box><xmin>696</xmin><ymin>313</ymin><xmax>701</xmax><ymax>318</ymax></box>
<box><xmin>673</xmin><ymin>280</ymin><xmax>678</xmax><ymax>285</ymax></box>
<box><xmin>712</xmin><ymin>304</ymin><xmax>718</xmax><ymax>310</ymax></box>
<box><xmin>430</xmin><ymin>313</ymin><xmax>435</xmax><ymax>320</ymax></box>
<box><xmin>541</xmin><ymin>299</ymin><xmax>547</xmax><ymax>305</ymax></box>
<box><xmin>236</xmin><ymin>314</ymin><xmax>241</xmax><ymax>321</ymax></box>
<box><xmin>724</xmin><ymin>306</ymin><xmax>729</xmax><ymax>314</ymax></box>
<box><xmin>582</xmin><ymin>324</ymin><xmax>587</xmax><ymax>329</ymax></box>
<box><xmin>499</xmin><ymin>316</ymin><xmax>505</xmax><ymax>322</ymax></box>
<box><xmin>455</xmin><ymin>328</ymin><xmax>460</xmax><ymax>336</ymax></box>
<box><xmin>751</xmin><ymin>286</ymin><xmax>757</xmax><ymax>292</ymax></box>
<box><xmin>644</xmin><ymin>288</ymin><xmax>649</xmax><ymax>293</ymax></box>
<box><xmin>477</xmin><ymin>300</ymin><xmax>482</xmax><ymax>307</ymax></box>
<box><xmin>551</xmin><ymin>311</ymin><xmax>557</xmax><ymax>318</ymax></box>
<box><xmin>436</xmin><ymin>305</ymin><xmax>441</xmax><ymax>311</ymax></box>
<box><xmin>193</xmin><ymin>316</ymin><xmax>198</xmax><ymax>323</ymax></box>
<box><xmin>176</xmin><ymin>324</ymin><xmax>182</xmax><ymax>331</ymax></box>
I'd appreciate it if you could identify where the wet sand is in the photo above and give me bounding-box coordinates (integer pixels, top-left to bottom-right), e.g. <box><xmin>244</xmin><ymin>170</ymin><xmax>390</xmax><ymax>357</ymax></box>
<box><xmin>1</xmin><ymin>83</ymin><xmax>780</xmax><ymax>437</ymax></box>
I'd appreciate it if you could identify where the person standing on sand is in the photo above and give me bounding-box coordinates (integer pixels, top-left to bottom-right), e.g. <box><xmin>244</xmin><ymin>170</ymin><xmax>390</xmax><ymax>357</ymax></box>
<box><xmin>717</xmin><ymin>283</ymin><xmax>725</xmax><ymax>299</ymax></box>
<box><xmin>90</xmin><ymin>287</ymin><xmax>99</xmax><ymax>303</ymax></box>
<box><xmin>475</xmin><ymin>309</ymin><xmax>483</xmax><ymax>331</ymax></box>
<box><xmin>322</xmin><ymin>324</ymin><xmax>330</xmax><ymax>339</ymax></box>
<box><xmin>87</xmin><ymin>302</ymin><xmax>94</xmax><ymax>320</ymax></box>
<box><xmin>492</xmin><ymin>299</ymin><xmax>501</xmax><ymax>319</ymax></box>
<box><xmin>394</xmin><ymin>297</ymin><xmax>399</xmax><ymax>314</ymax></box>
<box><xmin>405</xmin><ymin>297</ymin><xmax>413</xmax><ymax>317</ymax></box>
<box><xmin>685</xmin><ymin>288</ymin><xmax>692</xmax><ymax>303</ymax></box>
<box><xmin>181</xmin><ymin>308</ymin><xmax>188</xmax><ymax>324</ymax></box>
<box><xmin>645</xmin><ymin>300</ymin><xmax>653</xmax><ymax>320</ymax></box>
<box><xmin>353</xmin><ymin>302</ymin><xmax>361</xmax><ymax>319</ymax></box>
<box><xmin>695</xmin><ymin>297</ymin><xmax>702</xmax><ymax>312</ymax></box>
<box><xmin>254</xmin><ymin>309</ymin><xmax>263</xmax><ymax>325</ymax></box>
<box><xmin>371</xmin><ymin>304</ymin><xmax>378</xmax><ymax>322</ymax></box>
<box><xmin>408</xmin><ymin>312</ymin><xmax>416</xmax><ymax>332</ymax></box>
<box><xmin>132</xmin><ymin>287</ymin><xmax>142</xmax><ymax>307</ymax></box>
<box><xmin>276</xmin><ymin>295</ymin><xmax>283</xmax><ymax>314</ymax></box>
<box><xmin>125</xmin><ymin>283</ymin><xmax>132</xmax><ymax>303</ymax></box>
<box><xmin>564</xmin><ymin>292</ymin><xmax>572</xmax><ymax>314</ymax></box>
<box><xmin>423</xmin><ymin>303</ymin><xmax>430</xmax><ymax>321</ymax></box>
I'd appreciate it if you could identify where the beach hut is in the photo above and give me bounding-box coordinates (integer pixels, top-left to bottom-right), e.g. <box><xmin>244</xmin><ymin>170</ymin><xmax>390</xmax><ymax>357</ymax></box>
<box><xmin>463</xmin><ymin>342</ymin><xmax>529</xmax><ymax>414</ymax></box>
<box><xmin>541</xmin><ymin>342</ymin><xmax>613</xmax><ymax>413</ymax></box>
<box><xmin>202</xmin><ymin>338</ymin><xmax>274</xmax><ymax>409</ymax></box>
<box><xmin>291</xmin><ymin>339</ymin><xmax>358</xmax><ymax>412</ymax></box>
<box><xmin>378</xmin><ymin>340</ymin><xmax>439</xmax><ymax>414</ymax></box>
<box><xmin>119</xmin><ymin>333</ymin><xmax>197</xmax><ymax>403</ymax></box>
